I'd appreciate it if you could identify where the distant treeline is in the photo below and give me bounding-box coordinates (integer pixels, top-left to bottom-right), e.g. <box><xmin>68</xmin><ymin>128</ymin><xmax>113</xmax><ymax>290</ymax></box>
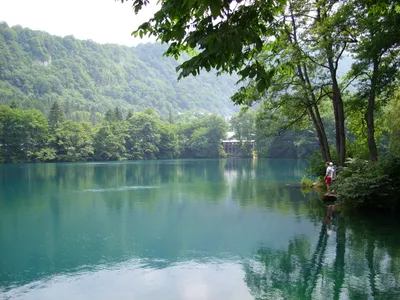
<box><xmin>0</xmin><ymin>102</ymin><xmax>324</xmax><ymax>163</ymax></box>
<box><xmin>0</xmin><ymin>103</ymin><xmax>229</xmax><ymax>163</ymax></box>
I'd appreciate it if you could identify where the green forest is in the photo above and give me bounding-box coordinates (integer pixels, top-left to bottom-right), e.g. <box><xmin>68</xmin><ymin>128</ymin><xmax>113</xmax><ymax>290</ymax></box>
<box><xmin>0</xmin><ymin>103</ymin><xmax>229</xmax><ymax>163</ymax></box>
<box><xmin>0</xmin><ymin>21</ymin><xmax>322</xmax><ymax>164</ymax></box>
<box><xmin>0</xmin><ymin>100</ymin><xmax>320</xmax><ymax>163</ymax></box>
<box><xmin>0</xmin><ymin>22</ymin><xmax>239</xmax><ymax>118</ymax></box>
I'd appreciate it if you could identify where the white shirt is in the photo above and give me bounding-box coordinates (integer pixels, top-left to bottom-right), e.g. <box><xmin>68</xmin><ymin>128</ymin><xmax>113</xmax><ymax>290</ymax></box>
<box><xmin>326</xmin><ymin>166</ymin><xmax>335</xmax><ymax>178</ymax></box>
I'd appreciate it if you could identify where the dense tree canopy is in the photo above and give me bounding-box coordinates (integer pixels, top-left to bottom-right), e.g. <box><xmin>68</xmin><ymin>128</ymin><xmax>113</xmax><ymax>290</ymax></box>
<box><xmin>0</xmin><ymin>104</ymin><xmax>232</xmax><ymax>163</ymax></box>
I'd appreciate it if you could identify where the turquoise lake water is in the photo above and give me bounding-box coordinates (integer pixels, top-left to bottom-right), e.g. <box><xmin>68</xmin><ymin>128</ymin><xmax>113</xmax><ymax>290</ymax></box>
<box><xmin>1</xmin><ymin>159</ymin><xmax>400</xmax><ymax>299</ymax></box>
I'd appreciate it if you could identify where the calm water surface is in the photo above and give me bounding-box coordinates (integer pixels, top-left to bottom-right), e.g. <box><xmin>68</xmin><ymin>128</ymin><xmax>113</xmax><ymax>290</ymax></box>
<box><xmin>1</xmin><ymin>159</ymin><xmax>400</xmax><ymax>300</ymax></box>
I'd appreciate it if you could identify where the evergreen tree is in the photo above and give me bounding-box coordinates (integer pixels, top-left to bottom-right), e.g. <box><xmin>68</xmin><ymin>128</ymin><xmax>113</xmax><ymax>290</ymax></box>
<box><xmin>9</xmin><ymin>101</ymin><xmax>17</xmax><ymax>109</ymax></box>
<box><xmin>104</xmin><ymin>109</ymin><xmax>116</xmax><ymax>122</ymax></box>
<box><xmin>48</xmin><ymin>101</ymin><xmax>65</xmax><ymax>130</ymax></box>
<box><xmin>114</xmin><ymin>107</ymin><xmax>123</xmax><ymax>121</ymax></box>
<box><xmin>64</xmin><ymin>99</ymin><xmax>72</xmax><ymax>119</ymax></box>
<box><xmin>168</xmin><ymin>109</ymin><xmax>174</xmax><ymax>124</ymax></box>
<box><xmin>90</xmin><ymin>106</ymin><xmax>97</xmax><ymax>125</ymax></box>
<box><xmin>126</xmin><ymin>110</ymin><xmax>133</xmax><ymax>120</ymax></box>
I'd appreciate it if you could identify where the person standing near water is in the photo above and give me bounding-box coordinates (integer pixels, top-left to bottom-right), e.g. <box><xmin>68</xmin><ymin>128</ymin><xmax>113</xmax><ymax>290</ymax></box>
<box><xmin>324</xmin><ymin>162</ymin><xmax>334</xmax><ymax>193</ymax></box>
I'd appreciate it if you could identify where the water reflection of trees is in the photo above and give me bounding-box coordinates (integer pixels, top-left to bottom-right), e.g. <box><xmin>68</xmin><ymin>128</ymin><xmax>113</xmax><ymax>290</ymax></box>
<box><xmin>1</xmin><ymin>158</ymin><xmax>307</xmax><ymax>214</ymax></box>
<box><xmin>224</xmin><ymin>159</ymin><xmax>321</xmax><ymax>223</ymax></box>
<box><xmin>244</xmin><ymin>215</ymin><xmax>400</xmax><ymax>299</ymax></box>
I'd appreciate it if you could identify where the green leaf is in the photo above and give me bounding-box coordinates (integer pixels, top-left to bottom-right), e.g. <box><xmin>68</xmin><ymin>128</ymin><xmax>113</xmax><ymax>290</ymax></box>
<box><xmin>209</xmin><ymin>0</ymin><xmax>221</xmax><ymax>18</ymax></box>
<box><xmin>256</xmin><ymin>79</ymin><xmax>266</xmax><ymax>93</ymax></box>
<box><xmin>239</xmin><ymin>66</ymin><xmax>251</xmax><ymax>78</ymax></box>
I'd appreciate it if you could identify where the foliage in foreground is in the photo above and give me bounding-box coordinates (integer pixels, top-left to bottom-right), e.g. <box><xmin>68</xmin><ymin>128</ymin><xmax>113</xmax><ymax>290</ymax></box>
<box><xmin>300</xmin><ymin>175</ymin><xmax>314</xmax><ymax>188</ymax></box>
<box><xmin>334</xmin><ymin>154</ymin><xmax>400</xmax><ymax>211</ymax></box>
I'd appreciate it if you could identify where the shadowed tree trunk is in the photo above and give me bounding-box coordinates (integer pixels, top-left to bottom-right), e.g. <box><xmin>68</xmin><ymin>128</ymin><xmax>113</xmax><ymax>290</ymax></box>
<box><xmin>366</xmin><ymin>57</ymin><xmax>379</xmax><ymax>161</ymax></box>
<box><xmin>327</xmin><ymin>54</ymin><xmax>346</xmax><ymax>167</ymax></box>
<box><xmin>366</xmin><ymin>238</ymin><xmax>378</xmax><ymax>299</ymax></box>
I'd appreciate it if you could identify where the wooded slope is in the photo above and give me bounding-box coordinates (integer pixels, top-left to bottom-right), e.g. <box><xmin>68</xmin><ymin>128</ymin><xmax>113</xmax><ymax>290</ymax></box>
<box><xmin>0</xmin><ymin>22</ymin><xmax>238</xmax><ymax>119</ymax></box>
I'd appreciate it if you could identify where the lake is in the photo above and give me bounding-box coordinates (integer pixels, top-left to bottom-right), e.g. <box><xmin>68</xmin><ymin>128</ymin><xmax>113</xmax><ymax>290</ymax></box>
<box><xmin>1</xmin><ymin>159</ymin><xmax>400</xmax><ymax>300</ymax></box>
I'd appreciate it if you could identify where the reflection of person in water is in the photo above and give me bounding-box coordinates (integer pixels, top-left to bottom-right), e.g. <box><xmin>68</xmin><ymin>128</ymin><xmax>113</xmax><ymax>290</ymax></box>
<box><xmin>324</xmin><ymin>203</ymin><xmax>341</xmax><ymax>236</ymax></box>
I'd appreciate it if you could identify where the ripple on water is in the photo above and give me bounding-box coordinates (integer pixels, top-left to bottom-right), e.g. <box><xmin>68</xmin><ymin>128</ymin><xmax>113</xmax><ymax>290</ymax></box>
<box><xmin>81</xmin><ymin>186</ymin><xmax>162</xmax><ymax>192</ymax></box>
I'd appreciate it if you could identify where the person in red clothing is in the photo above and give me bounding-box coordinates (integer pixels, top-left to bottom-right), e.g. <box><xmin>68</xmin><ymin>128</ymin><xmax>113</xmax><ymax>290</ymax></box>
<box><xmin>324</xmin><ymin>162</ymin><xmax>334</xmax><ymax>193</ymax></box>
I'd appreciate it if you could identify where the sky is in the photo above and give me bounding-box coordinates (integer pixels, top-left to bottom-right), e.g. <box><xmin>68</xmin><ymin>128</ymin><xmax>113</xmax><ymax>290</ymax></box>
<box><xmin>0</xmin><ymin>0</ymin><xmax>158</xmax><ymax>46</ymax></box>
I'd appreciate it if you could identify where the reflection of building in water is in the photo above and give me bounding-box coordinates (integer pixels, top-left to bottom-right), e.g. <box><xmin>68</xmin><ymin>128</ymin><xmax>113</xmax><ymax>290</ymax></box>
<box><xmin>223</xmin><ymin>158</ymin><xmax>257</xmax><ymax>191</ymax></box>
<box><xmin>224</xmin><ymin>169</ymin><xmax>238</xmax><ymax>182</ymax></box>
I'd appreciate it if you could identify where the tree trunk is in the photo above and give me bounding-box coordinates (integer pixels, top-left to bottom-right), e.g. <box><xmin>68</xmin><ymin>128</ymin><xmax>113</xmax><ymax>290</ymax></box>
<box><xmin>313</xmin><ymin>102</ymin><xmax>331</xmax><ymax>162</ymax></box>
<box><xmin>308</xmin><ymin>105</ymin><xmax>330</xmax><ymax>162</ymax></box>
<box><xmin>327</xmin><ymin>55</ymin><xmax>346</xmax><ymax>166</ymax></box>
<box><xmin>296</xmin><ymin>62</ymin><xmax>331</xmax><ymax>163</ymax></box>
<box><xmin>366</xmin><ymin>57</ymin><xmax>379</xmax><ymax>161</ymax></box>
<box><xmin>315</xmin><ymin>1</ymin><xmax>346</xmax><ymax>167</ymax></box>
<box><xmin>302</xmin><ymin>62</ymin><xmax>331</xmax><ymax>162</ymax></box>
<box><xmin>333</xmin><ymin>98</ymin><xmax>340</xmax><ymax>159</ymax></box>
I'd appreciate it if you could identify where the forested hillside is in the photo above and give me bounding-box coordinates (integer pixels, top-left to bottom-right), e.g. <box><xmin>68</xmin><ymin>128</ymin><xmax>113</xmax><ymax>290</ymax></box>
<box><xmin>0</xmin><ymin>22</ymin><xmax>238</xmax><ymax>120</ymax></box>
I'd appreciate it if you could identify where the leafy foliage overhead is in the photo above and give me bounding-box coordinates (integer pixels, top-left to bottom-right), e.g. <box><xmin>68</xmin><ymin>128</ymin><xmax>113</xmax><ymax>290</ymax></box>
<box><xmin>123</xmin><ymin>0</ymin><xmax>285</xmax><ymax>85</ymax></box>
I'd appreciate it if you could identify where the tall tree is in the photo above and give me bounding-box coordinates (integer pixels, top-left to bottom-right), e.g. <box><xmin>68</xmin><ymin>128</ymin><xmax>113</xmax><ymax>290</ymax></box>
<box><xmin>386</xmin><ymin>90</ymin><xmax>400</xmax><ymax>155</ymax></box>
<box><xmin>48</xmin><ymin>101</ymin><xmax>65</xmax><ymax>130</ymax></box>
<box><xmin>114</xmin><ymin>107</ymin><xmax>123</xmax><ymax>121</ymax></box>
<box><xmin>126</xmin><ymin>110</ymin><xmax>161</xmax><ymax>160</ymax></box>
<box><xmin>104</xmin><ymin>109</ymin><xmax>116</xmax><ymax>122</ymax></box>
<box><xmin>157</xmin><ymin>123</ymin><xmax>179</xmax><ymax>159</ymax></box>
<box><xmin>307</xmin><ymin>0</ymin><xmax>350</xmax><ymax>166</ymax></box>
<box><xmin>93</xmin><ymin>121</ymin><xmax>128</xmax><ymax>161</ymax></box>
<box><xmin>53</xmin><ymin>120</ymin><xmax>93</xmax><ymax>161</ymax></box>
<box><xmin>0</xmin><ymin>106</ymin><xmax>26</xmax><ymax>162</ymax></box>
<box><xmin>230</xmin><ymin>108</ymin><xmax>256</xmax><ymax>141</ymax></box>
<box><xmin>347</xmin><ymin>0</ymin><xmax>400</xmax><ymax>161</ymax></box>
<box><xmin>23</xmin><ymin>109</ymin><xmax>49</xmax><ymax>161</ymax></box>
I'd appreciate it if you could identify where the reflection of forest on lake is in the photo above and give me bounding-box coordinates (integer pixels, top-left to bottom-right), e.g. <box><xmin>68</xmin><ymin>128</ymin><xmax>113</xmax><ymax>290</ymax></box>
<box><xmin>245</xmin><ymin>214</ymin><xmax>400</xmax><ymax>300</ymax></box>
<box><xmin>1</xmin><ymin>159</ymin><xmax>400</xmax><ymax>299</ymax></box>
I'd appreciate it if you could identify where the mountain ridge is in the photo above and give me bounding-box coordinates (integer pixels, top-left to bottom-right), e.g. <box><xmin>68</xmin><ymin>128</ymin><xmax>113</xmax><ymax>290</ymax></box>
<box><xmin>0</xmin><ymin>22</ymin><xmax>239</xmax><ymax>120</ymax></box>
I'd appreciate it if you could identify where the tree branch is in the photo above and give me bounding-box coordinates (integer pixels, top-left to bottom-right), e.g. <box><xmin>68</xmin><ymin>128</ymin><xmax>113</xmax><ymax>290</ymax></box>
<box><xmin>276</xmin><ymin>110</ymin><xmax>308</xmax><ymax>136</ymax></box>
<box><xmin>335</xmin><ymin>41</ymin><xmax>347</xmax><ymax>72</ymax></box>
<box><xmin>341</xmin><ymin>72</ymin><xmax>364</xmax><ymax>92</ymax></box>
<box><xmin>301</xmin><ymin>49</ymin><xmax>330</xmax><ymax>70</ymax></box>
<box><xmin>322</xmin><ymin>87</ymin><xmax>333</xmax><ymax>100</ymax></box>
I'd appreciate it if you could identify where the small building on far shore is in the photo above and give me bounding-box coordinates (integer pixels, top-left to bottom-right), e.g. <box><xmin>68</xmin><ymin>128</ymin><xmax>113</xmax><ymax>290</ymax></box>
<box><xmin>221</xmin><ymin>132</ymin><xmax>255</xmax><ymax>157</ymax></box>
